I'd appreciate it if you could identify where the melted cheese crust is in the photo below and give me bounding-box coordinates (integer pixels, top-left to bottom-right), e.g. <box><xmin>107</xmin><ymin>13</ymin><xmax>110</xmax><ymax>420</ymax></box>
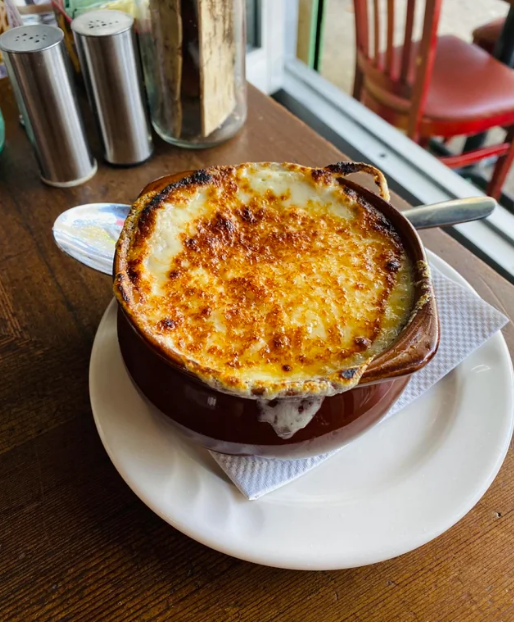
<box><xmin>115</xmin><ymin>163</ymin><xmax>414</xmax><ymax>398</ymax></box>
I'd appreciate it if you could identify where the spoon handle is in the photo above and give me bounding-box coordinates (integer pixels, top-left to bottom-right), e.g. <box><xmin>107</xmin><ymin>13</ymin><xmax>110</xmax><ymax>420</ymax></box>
<box><xmin>402</xmin><ymin>197</ymin><xmax>496</xmax><ymax>230</ymax></box>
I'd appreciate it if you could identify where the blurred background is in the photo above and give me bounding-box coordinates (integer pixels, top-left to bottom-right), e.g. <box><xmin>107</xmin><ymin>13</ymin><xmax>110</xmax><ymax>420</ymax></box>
<box><xmin>307</xmin><ymin>0</ymin><xmax>514</xmax><ymax>197</ymax></box>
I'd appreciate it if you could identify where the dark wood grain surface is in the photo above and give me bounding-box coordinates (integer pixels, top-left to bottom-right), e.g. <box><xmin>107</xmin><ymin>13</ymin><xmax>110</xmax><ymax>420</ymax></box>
<box><xmin>1</xmin><ymin>78</ymin><xmax>513</xmax><ymax>622</ymax></box>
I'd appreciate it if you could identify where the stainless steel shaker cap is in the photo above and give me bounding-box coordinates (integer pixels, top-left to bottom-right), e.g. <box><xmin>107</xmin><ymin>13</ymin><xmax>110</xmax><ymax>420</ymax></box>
<box><xmin>0</xmin><ymin>24</ymin><xmax>63</xmax><ymax>53</ymax></box>
<box><xmin>71</xmin><ymin>9</ymin><xmax>133</xmax><ymax>37</ymax></box>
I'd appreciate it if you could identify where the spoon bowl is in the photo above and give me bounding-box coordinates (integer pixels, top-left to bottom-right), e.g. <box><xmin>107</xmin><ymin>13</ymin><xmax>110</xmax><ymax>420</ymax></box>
<box><xmin>53</xmin><ymin>203</ymin><xmax>129</xmax><ymax>274</ymax></box>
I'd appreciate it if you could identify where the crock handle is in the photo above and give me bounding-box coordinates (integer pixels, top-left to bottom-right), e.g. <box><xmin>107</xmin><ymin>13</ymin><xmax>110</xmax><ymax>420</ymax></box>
<box><xmin>325</xmin><ymin>161</ymin><xmax>390</xmax><ymax>202</ymax></box>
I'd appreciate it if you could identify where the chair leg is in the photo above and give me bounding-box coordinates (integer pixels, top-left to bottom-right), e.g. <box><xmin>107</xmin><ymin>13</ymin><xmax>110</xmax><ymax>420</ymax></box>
<box><xmin>353</xmin><ymin>64</ymin><xmax>364</xmax><ymax>100</ymax></box>
<box><xmin>487</xmin><ymin>126</ymin><xmax>514</xmax><ymax>199</ymax></box>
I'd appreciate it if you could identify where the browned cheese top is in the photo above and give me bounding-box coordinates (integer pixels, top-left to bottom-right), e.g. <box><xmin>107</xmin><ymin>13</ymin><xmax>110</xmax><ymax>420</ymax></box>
<box><xmin>115</xmin><ymin>163</ymin><xmax>414</xmax><ymax>398</ymax></box>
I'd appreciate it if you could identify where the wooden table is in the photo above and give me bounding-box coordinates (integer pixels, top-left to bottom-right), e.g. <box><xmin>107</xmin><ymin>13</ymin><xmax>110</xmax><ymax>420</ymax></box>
<box><xmin>1</xmin><ymin>78</ymin><xmax>513</xmax><ymax>622</ymax></box>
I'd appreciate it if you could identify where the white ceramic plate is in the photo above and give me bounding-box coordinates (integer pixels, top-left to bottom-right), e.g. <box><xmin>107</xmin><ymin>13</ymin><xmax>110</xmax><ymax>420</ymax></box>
<box><xmin>90</xmin><ymin>251</ymin><xmax>514</xmax><ymax>570</ymax></box>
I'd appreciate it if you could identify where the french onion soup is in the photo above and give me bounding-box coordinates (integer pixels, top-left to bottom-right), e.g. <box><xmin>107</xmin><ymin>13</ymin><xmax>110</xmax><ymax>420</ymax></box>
<box><xmin>115</xmin><ymin>162</ymin><xmax>417</xmax><ymax>423</ymax></box>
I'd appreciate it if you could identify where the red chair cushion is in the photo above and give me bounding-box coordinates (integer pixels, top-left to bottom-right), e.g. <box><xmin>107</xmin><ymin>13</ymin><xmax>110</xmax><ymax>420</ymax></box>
<box><xmin>426</xmin><ymin>35</ymin><xmax>514</xmax><ymax>121</ymax></box>
<box><xmin>368</xmin><ymin>35</ymin><xmax>514</xmax><ymax>124</ymax></box>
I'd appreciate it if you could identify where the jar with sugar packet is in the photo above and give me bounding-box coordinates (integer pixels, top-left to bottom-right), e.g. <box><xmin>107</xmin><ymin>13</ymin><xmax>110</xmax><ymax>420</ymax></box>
<box><xmin>135</xmin><ymin>0</ymin><xmax>247</xmax><ymax>148</ymax></box>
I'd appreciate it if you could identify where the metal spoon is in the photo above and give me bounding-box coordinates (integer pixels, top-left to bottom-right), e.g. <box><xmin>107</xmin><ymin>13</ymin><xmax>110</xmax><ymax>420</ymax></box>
<box><xmin>52</xmin><ymin>196</ymin><xmax>496</xmax><ymax>276</ymax></box>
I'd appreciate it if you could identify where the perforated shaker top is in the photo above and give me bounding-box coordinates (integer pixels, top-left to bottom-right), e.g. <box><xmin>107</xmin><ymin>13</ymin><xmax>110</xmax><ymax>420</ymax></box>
<box><xmin>71</xmin><ymin>9</ymin><xmax>133</xmax><ymax>37</ymax></box>
<box><xmin>0</xmin><ymin>25</ymin><xmax>63</xmax><ymax>53</ymax></box>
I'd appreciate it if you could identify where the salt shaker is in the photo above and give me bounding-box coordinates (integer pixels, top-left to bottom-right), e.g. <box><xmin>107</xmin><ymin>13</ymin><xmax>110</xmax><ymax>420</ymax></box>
<box><xmin>0</xmin><ymin>24</ymin><xmax>96</xmax><ymax>187</ymax></box>
<box><xmin>71</xmin><ymin>10</ymin><xmax>153</xmax><ymax>166</ymax></box>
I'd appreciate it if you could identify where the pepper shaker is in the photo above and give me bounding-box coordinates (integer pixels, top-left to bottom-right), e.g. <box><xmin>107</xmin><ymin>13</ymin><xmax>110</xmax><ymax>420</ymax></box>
<box><xmin>71</xmin><ymin>10</ymin><xmax>153</xmax><ymax>166</ymax></box>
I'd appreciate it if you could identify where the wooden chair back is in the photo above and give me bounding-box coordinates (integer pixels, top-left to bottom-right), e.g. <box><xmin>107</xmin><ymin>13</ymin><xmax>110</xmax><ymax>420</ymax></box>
<box><xmin>353</xmin><ymin>0</ymin><xmax>443</xmax><ymax>139</ymax></box>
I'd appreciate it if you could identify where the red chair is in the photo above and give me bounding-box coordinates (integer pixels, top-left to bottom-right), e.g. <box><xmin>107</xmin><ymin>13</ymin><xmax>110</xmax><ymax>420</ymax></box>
<box><xmin>353</xmin><ymin>0</ymin><xmax>514</xmax><ymax>198</ymax></box>
<box><xmin>472</xmin><ymin>18</ymin><xmax>505</xmax><ymax>55</ymax></box>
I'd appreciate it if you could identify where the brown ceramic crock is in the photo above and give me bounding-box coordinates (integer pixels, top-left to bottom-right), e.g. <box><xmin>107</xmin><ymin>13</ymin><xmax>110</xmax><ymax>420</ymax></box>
<box><xmin>114</xmin><ymin>163</ymin><xmax>439</xmax><ymax>459</ymax></box>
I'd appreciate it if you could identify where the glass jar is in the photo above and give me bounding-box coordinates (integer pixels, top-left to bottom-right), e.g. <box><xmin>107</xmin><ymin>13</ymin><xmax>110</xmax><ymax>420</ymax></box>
<box><xmin>135</xmin><ymin>0</ymin><xmax>247</xmax><ymax>149</ymax></box>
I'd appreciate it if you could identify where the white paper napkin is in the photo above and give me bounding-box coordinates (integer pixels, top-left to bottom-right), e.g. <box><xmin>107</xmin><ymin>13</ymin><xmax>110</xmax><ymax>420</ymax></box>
<box><xmin>211</xmin><ymin>264</ymin><xmax>509</xmax><ymax>500</ymax></box>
